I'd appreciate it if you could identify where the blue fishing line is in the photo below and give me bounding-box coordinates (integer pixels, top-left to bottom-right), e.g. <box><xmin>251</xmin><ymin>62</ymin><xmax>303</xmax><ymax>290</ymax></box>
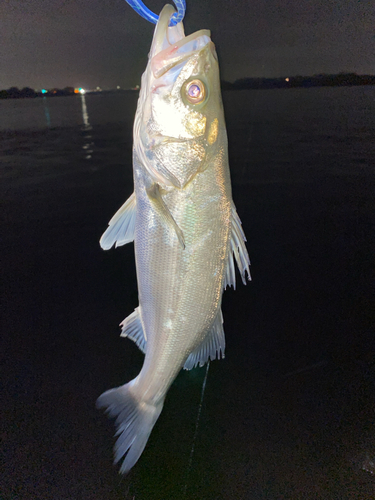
<box><xmin>124</xmin><ymin>0</ymin><xmax>186</xmax><ymax>26</ymax></box>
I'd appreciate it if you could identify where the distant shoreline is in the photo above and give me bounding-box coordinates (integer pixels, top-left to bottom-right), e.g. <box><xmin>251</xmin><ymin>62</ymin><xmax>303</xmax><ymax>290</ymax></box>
<box><xmin>222</xmin><ymin>73</ymin><xmax>375</xmax><ymax>90</ymax></box>
<box><xmin>1</xmin><ymin>74</ymin><xmax>374</xmax><ymax>99</ymax></box>
<box><xmin>0</xmin><ymin>87</ymin><xmax>140</xmax><ymax>100</ymax></box>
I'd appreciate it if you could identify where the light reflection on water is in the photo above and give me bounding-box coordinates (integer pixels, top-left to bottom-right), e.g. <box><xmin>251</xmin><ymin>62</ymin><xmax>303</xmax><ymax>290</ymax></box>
<box><xmin>80</xmin><ymin>93</ymin><xmax>91</xmax><ymax>131</ymax></box>
<box><xmin>80</xmin><ymin>93</ymin><xmax>94</xmax><ymax>160</ymax></box>
<box><xmin>42</xmin><ymin>96</ymin><xmax>51</xmax><ymax>127</ymax></box>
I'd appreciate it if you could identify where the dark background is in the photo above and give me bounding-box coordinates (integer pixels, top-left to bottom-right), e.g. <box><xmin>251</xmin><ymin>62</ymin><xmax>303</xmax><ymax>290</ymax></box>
<box><xmin>1</xmin><ymin>0</ymin><xmax>374</xmax><ymax>90</ymax></box>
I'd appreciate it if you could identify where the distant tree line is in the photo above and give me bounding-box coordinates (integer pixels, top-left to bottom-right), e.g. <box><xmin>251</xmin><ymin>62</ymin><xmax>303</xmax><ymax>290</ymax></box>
<box><xmin>221</xmin><ymin>73</ymin><xmax>375</xmax><ymax>90</ymax></box>
<box><xmin>1</xmin><ymin>74</ymin><xmax>375</xmax><ymax>98</ymax></box>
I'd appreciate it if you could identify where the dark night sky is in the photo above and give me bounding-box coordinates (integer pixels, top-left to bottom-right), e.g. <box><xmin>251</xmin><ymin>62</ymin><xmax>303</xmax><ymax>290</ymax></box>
<box><xmin>1</xmin><ymin>0</ymin><xmax>374</xmax><ymax>90</ymax></box>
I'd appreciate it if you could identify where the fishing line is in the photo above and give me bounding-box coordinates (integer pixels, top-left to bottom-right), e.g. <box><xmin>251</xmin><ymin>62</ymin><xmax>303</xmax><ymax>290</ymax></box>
<box><xmin>183</xmin><ymin>360</ymin><xmax>210</xmax><ymax>497</ymax></box>
<box><xmin>124</xmin><ymin>0</ymin><xmax>186</xmax><ymax>25</ymax></box>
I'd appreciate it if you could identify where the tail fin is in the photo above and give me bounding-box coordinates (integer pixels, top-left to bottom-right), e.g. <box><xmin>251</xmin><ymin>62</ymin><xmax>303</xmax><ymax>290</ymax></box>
<box><xmin>96</xmin><ymin>382</ymin><xmax>164</xmax><ymax>474</ymax></box>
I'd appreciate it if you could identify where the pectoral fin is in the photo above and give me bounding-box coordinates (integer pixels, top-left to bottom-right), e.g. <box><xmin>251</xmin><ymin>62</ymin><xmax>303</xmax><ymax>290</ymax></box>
<box><xmin>183</xmin><ymin>309</ymin><xmax>225</xmax><ymax>370</ymax></box>
<box><xmin>100</xmin><ymin>193</ymin><xmax>136</xmax><ymax>250</ymax></box>
<box><xmin>223</xmin><ymin>201</ymin><xmax>251</xmax><ymax>289</ymax></box>
<box><xmin>146</xmin><ymin>183</ymin><xmax>185</xmax><ymax>249</ymax></box>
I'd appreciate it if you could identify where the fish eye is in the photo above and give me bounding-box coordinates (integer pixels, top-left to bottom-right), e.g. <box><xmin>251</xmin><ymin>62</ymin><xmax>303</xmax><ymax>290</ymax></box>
<box><xmin>184</xmin><ymin>79</ymin><xmax>206</xmax><ymax>104</ymax></box>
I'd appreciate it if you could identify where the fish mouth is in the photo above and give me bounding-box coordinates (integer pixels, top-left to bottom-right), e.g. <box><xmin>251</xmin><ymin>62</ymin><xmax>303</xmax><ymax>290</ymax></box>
<box><xmin>150</xmin><ymin>5</ymin><xmax>211</xmax><ymax>78</ymax></box>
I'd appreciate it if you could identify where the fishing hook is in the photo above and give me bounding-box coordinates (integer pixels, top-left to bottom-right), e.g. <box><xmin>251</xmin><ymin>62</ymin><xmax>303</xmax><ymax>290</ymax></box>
<box><xmin>124</xmin><ymin>0</ymin><xmax>186</xmax><ymax>26</ymax></box>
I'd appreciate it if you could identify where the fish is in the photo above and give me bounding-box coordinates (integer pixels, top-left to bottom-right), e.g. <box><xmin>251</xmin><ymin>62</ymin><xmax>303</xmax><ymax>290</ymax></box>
<box><xmin>97</xmin><ymin>4</ymin><xmax>250</xmax><ymax>474</ymax></box>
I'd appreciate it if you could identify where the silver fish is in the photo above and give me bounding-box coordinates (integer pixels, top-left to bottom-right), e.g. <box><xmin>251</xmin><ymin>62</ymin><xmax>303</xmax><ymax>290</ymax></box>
<box><xmin>97</xmin><ymin>4</ymin><xmax>250</xmax><ymax>474</ymax></box>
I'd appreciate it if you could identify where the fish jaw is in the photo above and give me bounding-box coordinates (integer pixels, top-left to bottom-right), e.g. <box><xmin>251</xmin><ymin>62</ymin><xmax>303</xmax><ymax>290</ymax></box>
<box><xmin>150</xmin><ymin>29</ymin><xmax>212</xmax><ymax>79</ymax></box>
<box><xmin>134</xmin><ymin>5</ymin><xmax>223</xmax><ymax>189</ymax></box>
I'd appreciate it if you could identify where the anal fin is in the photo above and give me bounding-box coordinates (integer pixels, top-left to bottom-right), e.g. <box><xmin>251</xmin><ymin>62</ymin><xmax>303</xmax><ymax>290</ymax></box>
<box><xmin>120</xmin><ymin>307</ymin><xmax>147</xmax><ymax>354</ymax></box>
<box><xmin>224</xmin><ymin>201</ymin><xmax>251</xmax><ymax>289</ymax></box>
<box><xmin>183</xmin><ymin>309</ymin><xmax>225</xmax><ymax>370</ymax></box>
<box><xmin>100</xmin><ymin>192</ymin><xmax>136</xmax><ymax>250</ymax></box>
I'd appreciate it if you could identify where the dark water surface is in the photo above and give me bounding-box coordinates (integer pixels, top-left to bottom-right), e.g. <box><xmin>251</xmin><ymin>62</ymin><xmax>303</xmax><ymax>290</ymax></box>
<box><xmin>1</xmin><ymin>88</ymin><xmax>375</xmax><ymax>499</ymax></box>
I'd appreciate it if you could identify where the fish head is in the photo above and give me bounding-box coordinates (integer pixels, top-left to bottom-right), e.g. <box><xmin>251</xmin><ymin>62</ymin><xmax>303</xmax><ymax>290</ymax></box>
<box><xmin>135</xmin><ymin>4</ymin><xmax>226</xmax><ymax>189</ymax></box>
